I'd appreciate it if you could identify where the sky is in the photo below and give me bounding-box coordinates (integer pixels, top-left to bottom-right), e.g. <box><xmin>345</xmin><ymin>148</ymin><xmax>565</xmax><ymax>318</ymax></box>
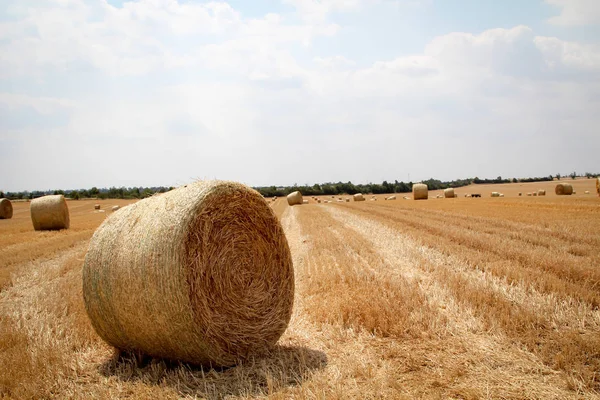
<box><xmin>1</xmin><ymin>0</ymin><xmax>599</xmax><ymax>191</ymax></box>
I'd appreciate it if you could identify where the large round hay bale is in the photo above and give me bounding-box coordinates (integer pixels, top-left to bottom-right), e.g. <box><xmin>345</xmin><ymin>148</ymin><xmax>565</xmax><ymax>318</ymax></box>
<box><xmin>555</xmin><ymin>183</ymin><xmax>573</xmax><ymax>195</ymax></box>
<box><xmin>444</xmin><ymin>188</ymin><xmax>454</xmax><ymax>198</ymax></box>
<box><xmin>287</xmin><ymin>191</ymin><xmax>302</xmax><ymax>206</ymax></box>
<box><xmin>538</xmin><ymin>189</ymin><xmax>546</xmax><ymax>196</ymax></box>
<box><xmin>0</xmin><ymin>198</ymin><xmax>13</xmax><ymax>219</ymax></box>
<box><xmin>30</xmin><ymin>195</ymin><xmax>70</xmax><ymax>230</ymax></box>
<box><xmin>597</xmin><ymin>177</ymin><xmax>600</xmax><ymax>196</ymax></box>
<box><xmin>353</xmin><ymin>193</ymin><xmax>365</xmax><ymax>202</ymax></box>
<box><xmin>94</xmin><ymin>204</ymin><xmax>101</xmax><ymax>210</ymax></box>
<box><xmin>413</xmin><ymin>184</ymin><xmax>428</xmax><ymax>200</ymax></box>
<box><xmin>491</xmin><ymin>192</ymin><xmax>500</xmax><ymax>198</ymax></box>
<box><xmin>82</xmin><ymin>181</ymin><xmax>294</xmax><ymax>367</ymax></box>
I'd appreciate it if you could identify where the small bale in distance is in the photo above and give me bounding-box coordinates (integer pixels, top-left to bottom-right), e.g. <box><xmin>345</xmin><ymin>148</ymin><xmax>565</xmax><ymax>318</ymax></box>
<box><xmin>491</xmin><ymin>192</ymin><xmax>500</xmax><ymax>198</ymax></box>
<box><xmin>527</xmin><ymin>193</ymin><xmax>532</xmax><ymax>196</ymax></box>
<box><xmin>533</xmin><ymin>192</ymin><xmax>538</xmax><ymax>196</ymax></box>
<box><xmin>584</xmin><ymin>191</ymin><xmax>590</xmax><ymax>194</ymax></box>
<box><xmin>538</xmin><ymin>190</ymin><xmax>546</xmax><ymax>196</ymax></box>
<box><xmin>413</xmin><ymin>184</ymin><xmax>428</xmax><ymax>200</ymax></box>
<box><xmin>82</xmin><ymin>181</ymin><xmax>294</xmax><ymax>367</ymax></box>
<box><xmin>0</xmin><ymin>198</ymin><xmax>13</xmax><ymax>219</ymax></box>
<box><xmin>518</xmin><ymin>193</ymin><xmax>522</xmax><ymax>196</ymax></box>
<box><xmin>30</xmin><ymin>195</ymin><xmax>70</xmax><ymax>230</ymax></box>
<box><xmin>317</xmin><ymin>199</ymin><xmax>321</xmax><ymax>203</ymax></box>
<box><xmin>499</xmin><ymin>194</ymin><xmax>505</xmax><ymax>197</ymax></box>
<box><xmin>354</xmin><ymin>193</ymin><xmax>365</xmax><ymax>202</ymax></box>
<box><xmin>387</xmin><ymin>195</ymin><xmax>396</xmax><ymax>200</ymax></box>
<box><xmin>302</xmin><ymin>200</ymin><xmax>309</xmax><ymax>204</ymax></box>
<box><xmin>94</xmin><ymin>204</ymin><xmax>101</xmax><ymax>210</ymax></box>
<box><xmin>287</xmin><ymin>191</ymin><xmax>303</xmax><ymax>206</ymax></box>
<box><xmin>444</xmin><ymin>188</ymin><xmax>455</xmax><ymax>198</ymax></box>
<box><xmin>555</xmin><ymin>183</ymin><xmax>573</xmax><ymax>196</ymax></box>
<box><xmin>112</xmin><ymin>205</ymin><xmax>120</xmax><ymax>212</ymax></box>
<box><xmin>345</xmin><ymin>198</ymin><xmax>350</xmax><ymax>202</ymax></box>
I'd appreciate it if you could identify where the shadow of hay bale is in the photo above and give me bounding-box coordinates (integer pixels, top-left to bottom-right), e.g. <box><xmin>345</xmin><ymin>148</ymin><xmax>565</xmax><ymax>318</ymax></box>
<box><xmin>99</xmin><ymin>345</ymin><xmax>327</xmax><ymax>398</ymax></box>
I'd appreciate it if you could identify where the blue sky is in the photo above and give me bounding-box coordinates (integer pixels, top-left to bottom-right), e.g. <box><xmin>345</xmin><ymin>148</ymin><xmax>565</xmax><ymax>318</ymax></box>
<box><xmin>1</xmin><ymin>0</ymin><xmax>599</xmax><ymax>191</ymax></box>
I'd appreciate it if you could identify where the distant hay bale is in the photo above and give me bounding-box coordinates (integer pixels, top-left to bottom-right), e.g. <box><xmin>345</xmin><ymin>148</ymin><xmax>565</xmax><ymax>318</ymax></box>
<box><xmin>454</xmin><ymin>194</ymin><xmax>458</xmax><ymax>198</ymax></box>
<box><xmin>555</xmin><ymin>183</ymin><xmax>573</xmax><ymax>195</ymax></box>
<box><xmin>302</xmin><ymin>200</ymin><xmax>309</xmax><ymax>204</ymax></box>
<box><xmin>573</xmin><ymin>191</ymin><xmax>576</xmax><ymax>194</ymax></box>
<box><xmin>353</xmin><ymin>193</ymin><xmax>365</xmax><ymax>202</ymax></box>
<box><xmin>83</xmin><ymin>181</ymin><xmax>294</xmax><ymax>367</ymax></box>
<box><xmin>287</xmin><ymin>191</ymin><xmax>303</xmax><ymax>206</ymax></box>
<box><xmin>387</xmin><ymin>195</ymin><xmax>396</xmax><ymax>200</ymax></box>
<box><xmin>317</xmin><ymin>199</ymin><xmax>321</xmax><ymax>203</ymax></box>
<box><xmin>94</xmin><ymin>204</ymin><xmax>101</xmax><ymax>210</ymax></box>
<box><xmin>444</xmin><ymin>188</ymin><xmax>455</xmax><ymax>198</ymax></box>
<box><xmin>538</xmin><ymin>190</ymin><xmax>546</xmax><ymax>196</ymax></box>
<box><xmin>584</xmin><ymin>191</ymin><xmax>590</xmax><ymax>194</ymax></box>
<box><xmin>533</xmin><ymin>192</ymin><xmax>537</xmax><ymax>196</ymax></box>
<box><xmin>30</xmin><ymin>195</ymin><xmax>70</xmax><ymax>231</ymax></box>
<box><xmin>491</xmin><ymin>192</ymin><xmax>500</xmax><ymax>198</ymax></box>
<box><xmin>112</xmin><ymin>205</ymin><xmax>120</xmax><ymax>212</ymax></box>
<box><xmin>413</xmin><ymin>184</ymin><xmax>428</xmax><ymax>200</ymax></box>
<box><xmin>0</xmin><ymin>198</ymin><xmax>13</xmax><ymax>219</ymax></box>
<box><xmin>518</xmin><ymin>193</ymin><xmax>522</xmax><ymax>196</ymax></box>
<box><xmin>527</xmin><ymin>193</ymin><xmax>532</xmax><ymax>196</ymax></box>
<box><xmin>499</xmin><ymin>194</ymin><xmax>505</xmax><ymax>197</ymax></box>
<box><xmin>345</xmin><ymin>198</ymin><xmax>350</xmax><ymax>202</ymax></box>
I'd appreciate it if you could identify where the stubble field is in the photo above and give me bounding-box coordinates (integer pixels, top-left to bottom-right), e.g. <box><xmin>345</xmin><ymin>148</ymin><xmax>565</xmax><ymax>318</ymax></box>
<box><xmin>1</xmin><ymin>179</ymin><xmax>599</xmax><ymax>399</ymax></box>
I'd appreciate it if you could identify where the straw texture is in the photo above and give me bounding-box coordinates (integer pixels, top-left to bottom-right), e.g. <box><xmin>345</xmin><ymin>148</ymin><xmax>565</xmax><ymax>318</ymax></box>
<box><xmin>0</xmin><ymin>198</ymin><xmax>12</xmax><ymax>219</ymax></box>
<box><xmin>287</xmin><ymin>191</ymin><xmax>303</xmax><ymax>206</ymax></box>
<box><xmin>82</xmin><ymin>181</ymin><xmax>294</xmax><ymax>367</ymax></box>
<box><xmin>30</xmin><ymin>195</ymin><xmax>70</xmax><ymax>230</ymax></box>
<box><xmin>413</xmin><ymin>184</ymin><xmax>428</xmax><ymax>200</ymax></box>
<box><xmin>353</xmin><ymin>193</ymin><xmax>365</xmax><ymax>202</ymax></box>
<box><xmin>555</xmin><ymin>183</ymin><xmax>573</xmax><ymax>195</ymax></box>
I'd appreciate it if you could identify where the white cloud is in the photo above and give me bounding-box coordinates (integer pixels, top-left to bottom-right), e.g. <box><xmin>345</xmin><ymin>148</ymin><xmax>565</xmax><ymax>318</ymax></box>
<box><xmin>546</xmin><ymin>0</ymin><xmax>600</xmax><ymax>26</ymax></box>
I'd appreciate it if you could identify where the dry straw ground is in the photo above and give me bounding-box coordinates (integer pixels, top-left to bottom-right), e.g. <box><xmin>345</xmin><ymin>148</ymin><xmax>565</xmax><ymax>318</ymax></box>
<box><xmin>1</xmin><ymin>178</ymin><xmax>599</xmax><ymax>399</ymax></box>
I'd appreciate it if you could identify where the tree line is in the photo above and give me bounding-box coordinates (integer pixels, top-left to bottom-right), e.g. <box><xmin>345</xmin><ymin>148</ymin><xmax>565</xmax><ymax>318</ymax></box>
<box><xmin>1</xmin><ymin>172</ymin><xmax>597</xmax><ymax>200</ymax></box>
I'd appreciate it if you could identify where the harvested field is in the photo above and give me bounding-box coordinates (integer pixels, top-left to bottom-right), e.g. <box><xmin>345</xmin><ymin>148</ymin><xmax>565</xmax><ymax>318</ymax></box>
<box><xmin>1</xmin><ymin>191</ymin><xmax>600</xmax><ymax>399</ymax></box>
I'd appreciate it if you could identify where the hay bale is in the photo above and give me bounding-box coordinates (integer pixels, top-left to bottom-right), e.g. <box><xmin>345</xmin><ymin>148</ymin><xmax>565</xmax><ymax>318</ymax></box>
<box><xmin>94</xmin><ymin>204</ymin><xmax>101</xmax><ymax>210</ymax></box>
<box><xmin>533</xmin><ymin>192</ymin><xmax>537</xmax><ymax>196</ymax></box>
<box><xmin>573</xmin><ymin>191</ymin><xmax>576</xmax><ymax>194</ymax></box>
<box><xmin>386</xmin><ymin>195</ymin><xmax>396</xmax><ymax>200</ymax></box>
<box><xmin>302</xmin><ymin>200</ymin><xmax>309</xmax><ymax>204</ymax></box>
<box><xmin>0</xmin><ymin>198</ymin><xmax>13</xmax><ymax>219</ymax></box>
<box><xmin>518</xmin><ymin>193</ymin><xmax>522</xmax><ymax>196</ymax></box>
<box><xmin>345</xmin><ymin>198</ymin><xmax>350</xmax><ymax>202</ymax></box>
<box><xmin>83</xmin><ymin>181</ymin><xmax>294</xmax><ymax>367</ymax></box>
<box><xmin>499</xmin><ymin>194</ymin><xmax>505</xmax><ymax>197</ymax></box>
<box><xmin>287</xmin><ymin>191</ymin><xmax>303</xmax><ymax>206</ymax></box>
<box><xmin>555</xmin><ymin>183</ymin><xmax>573</xmax><ymax>195</ymax></box>
<box><xmin>538</xmin><ymin>190</ymin><xmax>546</xmax><ymax>196</ymax></box>
<box><xmin>527</xmin><ymin>193</ymin><xmax>532</xmax><ymax>196</ymax></box>
<box><xmin>597</xmin><ymin>177</ymin><xmax>600</xmax><ymax>196</ymax></box>
<box><xmin>584</xmin><ymin>191</ymin><xmax>590</xmax><ymax>194</ymax></box>
<box><xmin>413</xmin><ymin>184</ymin><xmax>428</xmax><ymax>200</ymax></box>
<box><xmin>444</xmin><ymin>188</ymin><xmax>455</xmax><ymax>198</ymax></box>
<box><xmin>112</xmin><ymin>205</ymin><xmax>120</xmax><ymax>212</ymax></box>
<box><xmin>491</xmin><ymin>192</ymin><xmax>500</xmax><ymax>198</ymax></box>
<box><xmin>317</xmin><ymin>199</ymin><xmax>321</xmax><ymax>203</ymax></box>
<box><xmin>30</xmin><ymin>195</ymin><xmax>70</xmax><ymax>230</ymax></box>
<box><xmin>353</xmin><ymin>193</ymin><xmax>365</xmax><ymax>202</ymax></box>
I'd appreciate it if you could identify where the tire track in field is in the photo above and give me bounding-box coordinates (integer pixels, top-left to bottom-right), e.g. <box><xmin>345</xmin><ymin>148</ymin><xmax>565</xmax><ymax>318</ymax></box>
<box><xmin>327</xmin><ymin>205</ymin><xmax>600</xmax><ymax>393</ymax></box>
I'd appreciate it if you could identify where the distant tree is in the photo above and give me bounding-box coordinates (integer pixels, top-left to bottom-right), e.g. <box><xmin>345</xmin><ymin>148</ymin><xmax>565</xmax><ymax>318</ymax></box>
<box><xmin>71</xmin><ymin>191</ymin><xmax>80</xmax><ymax>200</ymax></box>
<box><xmin>570</xmin><ymin>171</ymin><xmax>577</xmax><ymax>180</ymax></box>
<box><xmin>512</xmin><ymin>178</ymin><xmax>517</xmax><ymax>183</ymax></box>
<box><xmin>555</xmin><ymin>173</ymin><xmax>561</xmax><ymax>180</ymax></box>
<box><xmin>0</xmin><ymin>191</ymin><xmax>4</xmax><ymax>198</ymax></box>
<box><xmin>89</xmin><ymin>187</ymin><xmax>99</xmax><ymax>196</ymax></box>
<box><xmin>53</xmin><ymin>190</ymin><xmax>65</xmax><ymax>195</ymax></box>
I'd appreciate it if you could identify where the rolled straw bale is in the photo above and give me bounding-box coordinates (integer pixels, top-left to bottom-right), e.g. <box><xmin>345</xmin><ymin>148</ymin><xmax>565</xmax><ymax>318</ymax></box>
<box><xmin>555</xmin><ymin>183</ymin><xmax>573</xmax><ymax>195</ymax></box>
<box><xmin>94</xmin><ymin>204</ymin><xmax>101</xmax><ymax>210</ymax></box>
<box><xmin>538</xmin><ymin>190</ymin><xmax>546</xmax><ymax>196</ymax></box>
<box><xmin>444</xmin><ymin>188</ymin><xmax>455</xmax><ymax>198</ymax></box>
<box><xmin>597</xmin><ymin>177</ymin><xmax>600</xmax><ymax>196</ymax></box>
<box><xmin>353</xmin><ymin>193</ymin><xmax>365</xmax><ymax>202</ymax></box>
<box><xmin>527</xmin><ymin>193</ymin><xmax>532</xmax><ymax>196</ymax></box>
<box><xmin>499</xmin><ymin>194</ymin><xmax>505</xmax><ymax>197</ymax></box>
<box><xmin>83</xmin><ymin>181</ymin><xmax>294</xmax><ymax>367</ymax></box>
<box><xmin>518</xmin><ymin>193</ymin><xmax>522</xmax><ymax>196</ymax></box>
<box><xmin>30</xmin><ymin>195</ymin><xmax>70</xmax><ymax>230</ymax></box>
<box><xmin>112</xmin><ymin>205</ymin><xmax>120</xmax><ymax>212</ymax></box>
<box><xmin>287</xmin><ymin>191</ymin><xmax>303</xmax><ymax>206</ymax></box>
<box><xmin>302</xmin><ymin>200</ymin><xmax>309</xmax><ymax>204</ymax></box>
<box><xmin>317</xmin><ymin>199</ymin><xmax>321</xmax><ymax>203</ymax></box>
<box><xmin>346</xmin><ymin>198</ymin><xmax>350</xmax><ymax>202</ymax></box>
<box><xmin>584</xmin><ymin>191</ymin><xmax>590</xmax><ymax>194</ymax></box>
<box><xmin>491</xmin><ymin>192</ymin><xmax>500</xmax><ymax>198</ymax></box>
<box><xmin>573</xmin><ymin>191</ymin><xmax>577</xmax><ymax>194</ymax></box>
<box><xmin>533</xmin><ymin>192</ymin><xmax>537</xmax><ymax>196</ymax></box>
<box><xmin>387</xmin><ymin>196</ymin><xmax>396</xmax><ymax>200</ymax></box>
<box><xmin>412</xmin><ymin>184</ymin><xmax>428</xmax><ymax>200</ymax></box>
<box><xmin>0</xmin><ymin>198</ymin><xmax>13</xmax><ymax>219</ymax></box>
<box><xmin>454</xmin><ymin>194</ymin><xmax>458</xmax><ymax>198</ymax></box>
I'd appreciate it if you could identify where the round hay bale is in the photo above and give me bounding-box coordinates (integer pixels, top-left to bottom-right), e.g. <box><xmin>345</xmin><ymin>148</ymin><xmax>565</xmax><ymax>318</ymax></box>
<box><xmin>597</xmin><ymin>177</ymin><xmax>600</xmax><ymax>196</ymax></box>
<box><xmin>345</xmin><ymin>198</ymin><xmax>350</xmax><ymax>202</ymax></box>
<box><xmin>387</xmin><ymin>195</ymin><xmax>396</xmax><ymax>200</ymax></box>
<box><xmin>94</xmin><ymin>204</ymin><xmax>101</xmax><ymax>210</ymax></box>
<box><xmin>287</xmin><ymin>191</ymin><xmax>303</xmax><ymax>206</ymax></box>
<box><xmin>538</xmin><ymin>190</ymin><xmax>546</xmax><ymax>196</ymax></box>
<box><xmin>413</xmin><ymin>184</ymin><xmax>428</xmax><ymax>200</ymax></box>
<box><xmin>555</xmin><ymin>183</ymin><xmax>573</xmax><ymax>195</ymax></box>
<box><xmin>518</xmin><ymin>193</ymin><xmax>522</xmax><ymax>196</ymax></box>
<box><xmin>584</xmin><ymin>191</ymin><xmax>590</xmax><ymax>194</ymax></box>
<box><xmin>0</xmin><ymin>198</ymin><xmax>13</xmax><ymax>219</ymax></box>
<box><xmin>499</xmin><ymin>194</ymin><xmax>505</xmax><ymax>197</ymax></box>
<box><xmin>112</xmin><ymin>205</ymin><xmax>120</xmax><ymax>212</ymax></box>
<box><xmin>317</xmin><ymin>199</ymin><xmax>321</xmax><ymax>203</ymax></box>
<box><xmin>573</xmin><ymin>191</ymin><xmax>577</xmax><ymax>194</ymax></box>
<box><xmin>527</xmin><ymin>193</ymin><xmax>532</xmax><ymax>196</ymax></box>
<box><xmin>302</xmin><ymin>200</ymin><xmax>309</xmax><ymax>204</ymax></box>
<box><xmin>83</xmin><ymin>181</ymin><xmax>294</xmax><ymax>367</ymax></box>
<box><xmin>30</xmin><ymin>195</ymin><xmax>70</xmax><ymax>230</ymax></box>
<box><xmin>353</xmin><ymin>193</ymin><xmax>365</xmax><ymax>202</ymax></box>
<box><xmin>444</xmin><ymin>188</ymin><xmax>455</xmax><ymax>198</ymax></box>
<box><xmin>533</xmin><ymin>192</ymin><xmax>537</xmax><ymax>196</ymax></box>
<box><xmin>491</xmin><ymin>192</ymin><xmax>500</xmax><ymax>198</ymax></box>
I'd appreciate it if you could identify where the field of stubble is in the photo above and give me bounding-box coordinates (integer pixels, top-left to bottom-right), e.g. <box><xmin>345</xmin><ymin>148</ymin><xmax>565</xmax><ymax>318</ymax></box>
<box><xmin>1</xmin><ymin>179</ymin><xmax>599</xmax><ymax>399</ymax></box>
